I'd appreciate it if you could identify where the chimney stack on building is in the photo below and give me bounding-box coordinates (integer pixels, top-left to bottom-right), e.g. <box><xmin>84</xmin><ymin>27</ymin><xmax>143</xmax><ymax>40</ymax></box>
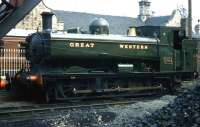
<box><xmin>138</xmin><ymin>0</ymin><xmax>151</xmax><ymax>22</ymax></box>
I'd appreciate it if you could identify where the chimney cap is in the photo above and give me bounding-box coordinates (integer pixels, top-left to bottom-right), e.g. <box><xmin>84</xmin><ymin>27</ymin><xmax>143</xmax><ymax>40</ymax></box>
<box><xmin>41</xmin><ymin>11</ymin><xmax>54</xmax><ymax>16</ymax></box>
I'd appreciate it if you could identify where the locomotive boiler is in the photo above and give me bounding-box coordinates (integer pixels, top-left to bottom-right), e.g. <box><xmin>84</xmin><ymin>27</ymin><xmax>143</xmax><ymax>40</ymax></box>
<box><xmin>10</xmin><ymin>12</ymin><xmax>200</xmax><ymax>102</ymax></box>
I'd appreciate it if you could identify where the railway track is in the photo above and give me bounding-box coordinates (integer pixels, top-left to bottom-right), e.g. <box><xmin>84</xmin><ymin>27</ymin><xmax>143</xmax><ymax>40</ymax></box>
<box><xmin>0</xmin><ymin>95</ymin><xmax>161</xmax><ymax>123</ymax></box>
<box><xmin>0</xmin><ymin>80</ymin><xmax>194</xmax><ymax>123</ymax></box>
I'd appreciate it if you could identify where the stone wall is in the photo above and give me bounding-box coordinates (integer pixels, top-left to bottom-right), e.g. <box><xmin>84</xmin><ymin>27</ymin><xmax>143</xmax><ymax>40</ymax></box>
<box><xmin>15</xmin><ymin>2</ymin><xmax>64</xmax><ymax>31</ymax></box>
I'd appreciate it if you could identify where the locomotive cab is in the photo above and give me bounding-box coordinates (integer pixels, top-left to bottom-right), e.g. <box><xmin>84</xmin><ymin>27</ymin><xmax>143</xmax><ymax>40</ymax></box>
<box><xmin>136</xmin><ymin>26</ymin><xmax>188</xmax><ymax>72</ymax></box>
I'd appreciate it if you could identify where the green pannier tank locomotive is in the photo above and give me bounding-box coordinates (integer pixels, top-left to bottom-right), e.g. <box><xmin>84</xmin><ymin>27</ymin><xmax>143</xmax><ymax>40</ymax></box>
<box><xmin>11</xmin><ymin>13</ymin><xmax>200</xmax><ymax>102</ymax></box>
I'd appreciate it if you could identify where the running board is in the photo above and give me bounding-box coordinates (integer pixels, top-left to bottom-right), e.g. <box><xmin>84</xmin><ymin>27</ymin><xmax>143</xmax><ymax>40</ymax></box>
<box><xmin>55</xmin><ymin>86</ymin><xmax>163</xmax><ymax>101</ymax></box>
<box><xmin>55</xmin><ymin>92</ymin><xmax>162</xmax><ymax>101</ymax></box>
<box><xmin>72</xmin><ymin>86</ymin><xmax>163</xmax><ymax>94</ymax></box>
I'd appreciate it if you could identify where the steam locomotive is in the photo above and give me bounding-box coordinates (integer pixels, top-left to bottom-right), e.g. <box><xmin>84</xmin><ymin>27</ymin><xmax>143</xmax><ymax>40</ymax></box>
<box><xmin>3</xmin><ymin>12</ymin><xmax>200</xmax><ymax>102</ymax></box>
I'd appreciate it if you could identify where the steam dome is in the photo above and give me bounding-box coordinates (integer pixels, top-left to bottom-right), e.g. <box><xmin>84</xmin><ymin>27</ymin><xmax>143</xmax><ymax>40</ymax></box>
<box><xmin>89</xmin><ymin>18</ymin><xmax>109</xmax><ymax>35</ymax></box>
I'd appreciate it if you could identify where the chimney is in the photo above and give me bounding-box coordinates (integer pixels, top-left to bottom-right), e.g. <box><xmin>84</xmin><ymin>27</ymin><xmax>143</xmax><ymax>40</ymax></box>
<box><xmin>41</xmin><ymin>12</ymin><xmax>54</xmax><ymax>32</ymax></box>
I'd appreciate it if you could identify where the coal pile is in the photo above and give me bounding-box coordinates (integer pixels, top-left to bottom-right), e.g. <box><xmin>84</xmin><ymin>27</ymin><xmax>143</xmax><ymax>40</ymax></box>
<box><xmin>128</xmin><ymin>83</ymin><xmax>200</xmax><ymax>127</ymax></box>
<box><xmin>45</xmin><ymin>109</ymin><xmax>117</xmax><ymax>127</ymax></box>
<box><xmin>36</xmin><ymin>95</ymin><xmax>175</xmax><ymax>127</ymax></box>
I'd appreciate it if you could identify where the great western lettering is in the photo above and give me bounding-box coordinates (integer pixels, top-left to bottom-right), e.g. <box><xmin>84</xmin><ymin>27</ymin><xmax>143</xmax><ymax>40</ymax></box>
<box><xmin>68</xmin><ymin>42</ymin><xmax>95</xmax><ymax>48</ymax></box>
<box><xmin>119</xmin><ymin>44</ymin><xmax>148</xmax><ymax>50</ymax></box>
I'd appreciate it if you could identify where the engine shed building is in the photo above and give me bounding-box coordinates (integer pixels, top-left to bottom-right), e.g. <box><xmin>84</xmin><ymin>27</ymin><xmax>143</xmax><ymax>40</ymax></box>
<box><xmin>52</xmin><ymin>9</ymin><xmax>182</xmax><ymax>35</ymax></box>
<box><xmin>1</xmin><ymin>29</ymin><xmax>35</xmax><ymax>48</ymax></box>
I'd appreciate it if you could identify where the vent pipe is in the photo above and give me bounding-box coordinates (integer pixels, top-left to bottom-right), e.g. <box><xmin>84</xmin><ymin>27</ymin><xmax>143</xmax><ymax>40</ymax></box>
<box><xmin>188</xmin><ymin>0</ymin><xmax>192</xmax><ymax>39</ymax></box>
<box><xmin>41</xmin><ymin>12</ymin><xmax>54</xmax><ymax>32</ymax></box>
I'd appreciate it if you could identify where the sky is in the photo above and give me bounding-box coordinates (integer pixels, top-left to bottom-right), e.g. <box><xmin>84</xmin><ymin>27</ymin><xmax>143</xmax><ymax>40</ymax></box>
<box><xmin>43</xmin><ymin>0</ymin><xmax>199</xmax><ymax>26</ymax></box>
